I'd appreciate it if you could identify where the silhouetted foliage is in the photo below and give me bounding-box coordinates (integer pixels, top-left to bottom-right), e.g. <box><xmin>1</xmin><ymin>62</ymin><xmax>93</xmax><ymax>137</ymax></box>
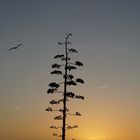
<box><xmin>53</xmin><ymin>133</ymin><xmax>57</xmax><ymax>136</ymax></box>
<box><xmin>61</xmin><ymin>57</ymin><xmax>71</xmax><ymax>61</ymax></box>
<box><xmin>63</xmin><ymin>74</ymin><xmax>74</xmax><ymax>80</ymax></box>
<box><xmin>46</xmin><ymin>33</ymin><xmax>85</xmax><ymax>140</ymax></box>
<box><xmin>50</xmin><ymin>126</ymin><xmax>62</xmax><ymax>129</ymax></box>
<box><xmin>52</xmin><ymin>63</ymin><xmax>61</xmax><ymax>69</ymax></box>
<box><xmin>58</xmin><ymin>42</ymin><xmax>64</xmax><ymax>45</ymax></box>
<box><xmin>66</xmin><ymin>92</ymin><xmax>75</xmax><ymax>98</ymax></box>
<box><xmin>51</xmin><ymin>70</ymin><xmax>62</xmax><ymax>75</ymax></box>
<box><xmin>66</xmin><ymin>125</ymin><xmax>78</xmax><ymax>130</ymax></box>
<box><xmin>49</xmin><ymin>82</ymin><xmax>59</xmax><ymax>88</ymax></box>
<box><xmin>54</xmin><ymin>115</ymin><xmax>63</xmax><ymax>120</ymax></box>
<box><xmin>66</xmin><ymin>80</ymin><xmax>77</xmax><ymax>86</ymax></box>
<box><xmin>67</xmin><ymin>65</ymin><xmax>77</xmax><ymax>71</ymax></box>
<box><xmin>75</xmin><ymin>95</ymin><xmax>84</xmax><ymax>100</ymax></box>
<box><xmin>75</xmin><ymin>112</ymin><xmax>82</xmax><ymax>116</ymax></box>
<box><xmin>76</xmin><ymin>78</ymin><xmax>84</xmax><ymax>84</ymax></box>
<box><xmin>47</xmin><ymin>88</ymin><xmax>56</xmax><ymax>94</ymax></box>
<box><xmin>53</xmin><ymin>133</ymin><xmax>62</xmax><ymax>137</ymax></box>
<box><xmin>75</xmin><ymin>61</ymin><xmax>83</xmax><ymax>66</ymax></box>
<box><xmin>46</xmin><ymin>107</ymin><xmax>53</xmax><ymax>112</ymax></box>
<box><xmin>50</xmin><ymin>99</ymin><xmax>60</xmax><ymax>105</ymax></box>
<box><xmin>54</xmin><ymin>54</ymin><xmax>64</xmax><ymax>59</ymax></box>
<box><xmin>68</xmin><ymin>48</ymin><xmax>78</xmax><ymax>53</ymax></box>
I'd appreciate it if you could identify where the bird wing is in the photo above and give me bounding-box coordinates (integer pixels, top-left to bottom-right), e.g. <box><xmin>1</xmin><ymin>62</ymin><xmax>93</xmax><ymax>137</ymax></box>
<box><xmin>8</xmin><ymin>47</ymin><xmax>14</xmax><ymax>51</ymax></box>
<box><xmin>16</xmin><ymin>44</ymin><xmax>23</xmax><ymax>47</ymax></box>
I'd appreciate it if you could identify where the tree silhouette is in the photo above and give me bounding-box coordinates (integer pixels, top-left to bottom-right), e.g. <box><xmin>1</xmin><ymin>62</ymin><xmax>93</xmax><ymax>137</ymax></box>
<box><xmin>46</xmin><ymin>33</ymin><xmax>85</xmax><ymax>140</ymax></box>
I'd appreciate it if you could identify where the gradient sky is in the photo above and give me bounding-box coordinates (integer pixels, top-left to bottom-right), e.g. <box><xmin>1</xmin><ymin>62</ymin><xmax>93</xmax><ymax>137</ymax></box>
<box><xmin>0</xmin><ymin>0</ymin><xmax>140</xmax><ymax>140</ymax></box>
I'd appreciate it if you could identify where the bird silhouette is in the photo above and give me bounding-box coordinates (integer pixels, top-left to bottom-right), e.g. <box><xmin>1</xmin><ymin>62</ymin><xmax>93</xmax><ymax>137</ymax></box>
<box><xmin>8</xmin><ymin>44</ymin><xmax>23</xmax><ymax>51</ymax></box>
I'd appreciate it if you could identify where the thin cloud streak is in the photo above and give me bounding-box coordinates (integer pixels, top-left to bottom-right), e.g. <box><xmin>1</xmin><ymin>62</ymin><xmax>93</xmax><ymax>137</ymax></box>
<box><xmin>96</xmin><ymin>85</ymin><xmax>111</xmax><ymax>90</ymax></box>
<box><xmin>12</xmin><ymin>106</ymin><xmax>21</xmax><ymax>110</ymax></box>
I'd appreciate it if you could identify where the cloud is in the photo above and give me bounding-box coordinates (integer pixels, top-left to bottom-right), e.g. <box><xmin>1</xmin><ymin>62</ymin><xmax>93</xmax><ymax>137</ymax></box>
<box><xmin>12</xmin><ymin>106</ymin><xmax>21</xmax><ymax>110</ymax></box>
<box><xmin>96</xmin><ymin>85</ymin><xmax>111</xmax><ymax>90</ymax></box>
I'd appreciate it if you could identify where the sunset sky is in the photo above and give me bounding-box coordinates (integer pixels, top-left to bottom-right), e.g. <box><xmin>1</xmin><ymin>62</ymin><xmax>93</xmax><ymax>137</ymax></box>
<box><xmin>0</xmin><ymin>0</ymin><xmax>140</xmax><ymax>140</ymax></box>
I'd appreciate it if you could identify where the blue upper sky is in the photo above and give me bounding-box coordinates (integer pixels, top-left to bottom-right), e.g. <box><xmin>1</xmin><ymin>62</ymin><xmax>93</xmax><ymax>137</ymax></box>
<box><xmin>0</xmin><ymin>1</ymin><xmax>140</xmax><ymax>140</ymax></box>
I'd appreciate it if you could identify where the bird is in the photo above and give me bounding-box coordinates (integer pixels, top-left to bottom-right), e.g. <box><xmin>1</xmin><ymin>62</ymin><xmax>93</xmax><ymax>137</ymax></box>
<box><xmin>8</xmin><ymin>44</ymin><xmax>23</xmax><ymax>51</ymax></box>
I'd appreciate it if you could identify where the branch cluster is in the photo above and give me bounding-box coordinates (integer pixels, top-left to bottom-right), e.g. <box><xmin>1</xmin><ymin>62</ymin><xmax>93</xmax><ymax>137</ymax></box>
<box><xmin>46</xmin><ymin>33</ymin><xmax>85</xmax><ymax>140</ymax></box>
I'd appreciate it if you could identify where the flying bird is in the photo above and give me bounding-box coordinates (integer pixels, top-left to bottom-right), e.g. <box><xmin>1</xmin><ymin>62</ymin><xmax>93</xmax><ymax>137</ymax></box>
<box><xmin>8</xmin><ymin>44</ymin><xmax>23</xmax><ymax>51</ymax></box>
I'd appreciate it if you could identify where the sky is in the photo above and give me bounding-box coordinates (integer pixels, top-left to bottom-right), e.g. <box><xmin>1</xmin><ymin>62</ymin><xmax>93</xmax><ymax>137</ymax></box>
<box><xmin>0</xmin><ymin>0</ymin><xmax>140</xmax><ymax>140</ymax></box>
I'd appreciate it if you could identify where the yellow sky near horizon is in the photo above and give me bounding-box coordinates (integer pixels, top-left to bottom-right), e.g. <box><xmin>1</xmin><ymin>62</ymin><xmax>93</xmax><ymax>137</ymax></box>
<box><xmin>0</xmin><ymin>1</ymin><xmax>140</xmax><ymax>140</ymax></box>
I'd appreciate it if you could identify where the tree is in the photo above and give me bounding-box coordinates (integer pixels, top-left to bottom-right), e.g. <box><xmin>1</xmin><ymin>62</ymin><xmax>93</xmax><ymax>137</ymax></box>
<box><xmin>46</xmin><ymin>33</ymin><xmax>85</xmax><ymax>140</ymax></box>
